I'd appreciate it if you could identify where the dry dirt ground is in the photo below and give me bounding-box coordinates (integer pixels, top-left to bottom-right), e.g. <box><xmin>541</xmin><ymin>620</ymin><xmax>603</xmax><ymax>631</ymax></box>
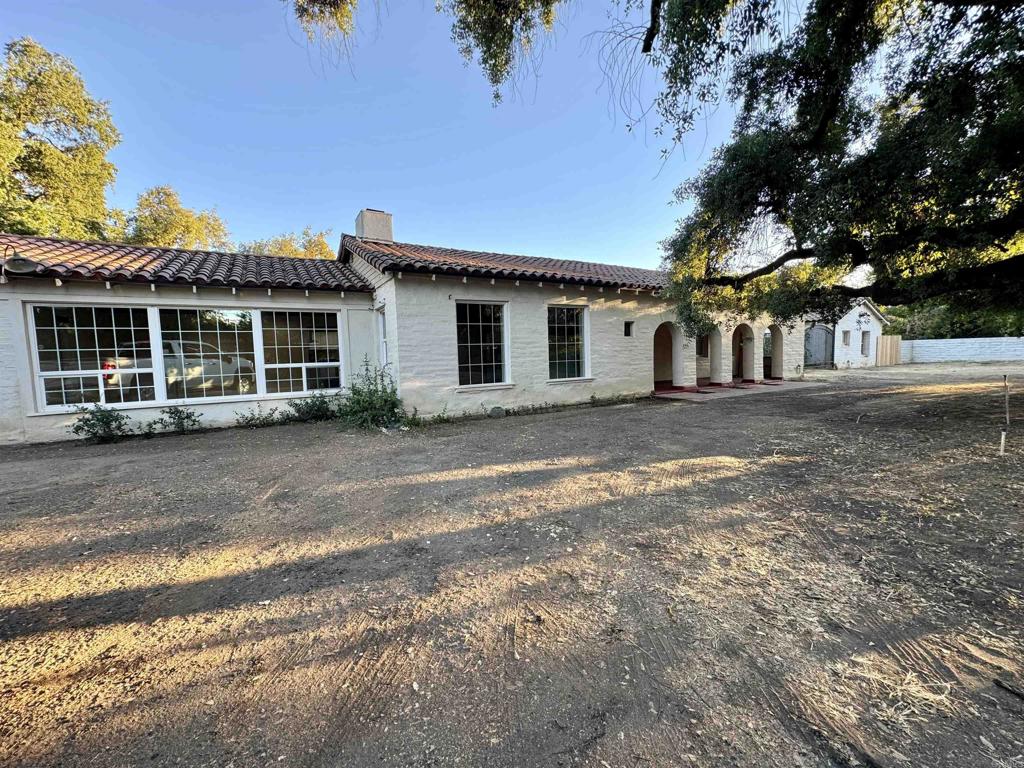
<box><xmin>1</xmin><ymin>362</ymin><xmax>1022</xmax><ymax>768</ymax></box>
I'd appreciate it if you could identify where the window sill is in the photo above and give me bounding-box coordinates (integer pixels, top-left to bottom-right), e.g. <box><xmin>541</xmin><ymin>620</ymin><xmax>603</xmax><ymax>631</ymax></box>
<box><xmin>455</xmin><ymin>382</ymin><xmax>515</xmax><ymax>393</ymax></box>
<box><xmin>546</xmin><ymin>377</ymin><xmax>595</xmax><ymax>385</ymax></box>
<box><xmin>29</xmin><ymin>388</ymin><xmax>344</xmax><ymax>417</ymax></box>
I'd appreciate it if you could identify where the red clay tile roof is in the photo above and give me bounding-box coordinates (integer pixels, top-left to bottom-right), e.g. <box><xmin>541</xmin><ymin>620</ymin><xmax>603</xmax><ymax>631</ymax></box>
<box><xmin>341</xmin><ymin>234</ymin><xmax>668</xmax><ymax>291</ymax></box>
<box><xmin>0</xmin><ymin>233</ymin><xmax>371</xmax><ymax>292</ymax></box>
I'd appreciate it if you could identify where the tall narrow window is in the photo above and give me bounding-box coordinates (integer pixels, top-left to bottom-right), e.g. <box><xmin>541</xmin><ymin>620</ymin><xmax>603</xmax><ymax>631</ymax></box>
<box><xmin>623</xmin><ymin>321</ymin><xmax>634</xmax><ymax>337</ymax></box>
<box><xmin>377</xmin><ymin>308</ymin><xmax>388</xmax><ymax>367</ymax></box>
<box><xmin>548</xmin><ymin>306</ymin><xmax>586</xmax><ymax>380</ymax></box>
<box><xmin>159</xmin><ymin>309</ymin><xmax>256</xmax><ymax>399</ymax></box>
<box><xmin>262</xmin><ymin>311</ymin><xmax>342</xmax><ymax>393</ymax></box>
<box><xmin>456</xmin><ymin>302</ymin><xmax>506</xmax><ymax>385</ymax></box>
<box><xmin>842</xmin><ymin>330</ymin><xmax>851</xmax><ymax>346</ymax></box>
<box><xmin>32</xmin><ymin>305</ymin><xmax>156</xmax><ymax>407</ymax></box>
<box><xmin>861</xmin><ymin>330</ymin><xmax>871</xmax><ymax>356</ymax></box>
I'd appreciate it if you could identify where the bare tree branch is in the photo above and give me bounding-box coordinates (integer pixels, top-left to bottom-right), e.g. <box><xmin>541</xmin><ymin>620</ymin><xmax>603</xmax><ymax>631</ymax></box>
<box><xmin>641</xmin><ymin>0</ymin><xmax>664</xmax><ymax>53</ymax></box>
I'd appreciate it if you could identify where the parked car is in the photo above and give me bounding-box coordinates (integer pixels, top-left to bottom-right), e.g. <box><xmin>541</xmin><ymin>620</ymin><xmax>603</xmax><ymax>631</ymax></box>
<box><xmin>103</xmin><ymin>340</ymin><xmax>255</xmax><ymax>397</ymax></box>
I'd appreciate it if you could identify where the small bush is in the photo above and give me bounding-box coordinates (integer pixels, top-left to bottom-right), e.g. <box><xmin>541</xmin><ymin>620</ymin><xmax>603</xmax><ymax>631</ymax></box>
<box><xmin>68</xmin><ymin>404</ymin><xmax>134</xmax><ymax>443</ymax></box>
<box><xmin>403</xmin><ymin>407</ymin><xmax>423</xmax><ymax>428</ymax></box>
<box><xmin>235</xmin><ymin>405</ymin><xmax>286</xmax><ymax>429</ymax></box>
<box><xmin>429</xmin><ymin>405</ymin><xmax>453</xmax><ymax>425</ymax></box>
<box><xmin>339</xmin><ymin>361</ymin><xmax>405</xmax><ymax>429</ymax></box>
<box><xmin>155</xmin><ymin>406</ymin><xmax>203</xmax><ymax>432</ymax></box>
<box><xmin>287</xmin><ymin>392</ymin><xmax>342</xmax><ymax>422</ymax></box>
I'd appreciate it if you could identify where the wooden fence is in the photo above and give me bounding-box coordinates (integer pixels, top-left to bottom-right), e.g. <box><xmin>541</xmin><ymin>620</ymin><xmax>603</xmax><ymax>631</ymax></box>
<box><xmin>876</xmin><ymin>335</ymin><xmax>902</xmax><ymax>366</ymax></box>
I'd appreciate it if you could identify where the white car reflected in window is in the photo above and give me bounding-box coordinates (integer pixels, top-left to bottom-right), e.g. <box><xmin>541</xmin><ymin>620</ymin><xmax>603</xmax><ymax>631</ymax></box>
<box><xmin>105</xmin><ymin>340</ymin><xmax>256</xmax><ymax>398</ymax></box>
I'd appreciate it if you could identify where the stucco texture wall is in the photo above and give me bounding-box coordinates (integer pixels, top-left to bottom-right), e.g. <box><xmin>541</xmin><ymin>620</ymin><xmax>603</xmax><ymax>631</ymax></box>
<box><xmin>901</xmin><ymin>337</ymin><xmax>1024</xmax><ymax>363</ymax></box>
<box><xmin>834</xmin><ymin>309</ymin><xmax>883</xmax><ymax>368</ymax></box>
<box><xmin>389</xmin><ymin>275</ymin><xmax>804</xmax><ymax>416</ymax></box>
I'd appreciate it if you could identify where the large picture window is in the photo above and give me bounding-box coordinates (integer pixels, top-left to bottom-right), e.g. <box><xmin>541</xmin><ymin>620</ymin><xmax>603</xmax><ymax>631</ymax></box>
<box><xmin>32</xmin><ymin>305</ymin><xmax>155</xmax><ymax>406</ymax></box>
<box><xmin>456</xmin><ymin>302</ymin><xmax>506</xmax><ymax>385</ymax></box>
<box><xmin>261</xmin><ymin>311</ymin><xmax>341</xmax><ymax>393</ymax></box>
<box><xmin>547</xmin><ymin>306</ymin><xmax>586</xmax><ymax>380</ymax></box>
<box><xmin>158</xmin><ymin>309</ymin><xmax>256</xmax><ymax>399</ymax></box>
<box><xmin>30</xmin><ymin>303</ymin><xmax>347</xmax><ymax>412</ymax></box>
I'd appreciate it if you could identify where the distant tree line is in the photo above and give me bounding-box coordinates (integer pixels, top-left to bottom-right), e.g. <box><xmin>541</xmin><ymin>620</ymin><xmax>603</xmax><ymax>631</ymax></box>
<box><xmin>886</xmin><ymin>303</ymin><xmax>1024</xmax><ymax>341</ymax></box>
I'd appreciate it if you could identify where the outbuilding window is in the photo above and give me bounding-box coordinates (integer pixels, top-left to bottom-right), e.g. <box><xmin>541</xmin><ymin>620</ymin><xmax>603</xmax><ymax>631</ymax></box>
<box><xmin>842</xmin><ymin>330</ymin><xmax>851</xmax><ymax>346</ymax></box>
<box><xmin>456</xmin><ymin>302</ymin><xmax>507</xmax><ymax>385</ymax></box>
<box><xmin>548</xmin><ymin>306</ymin><xmax>587</xmax><ymax>380</ymax></box>
<box><xmin>31</xmin><ymin>305</ymin><xmax>156</xmax><ymax>406</ymax></box>
<box><xmin>861</xmin><ymin>330</ymin><xmax>871</xmax><ymax>356</ymax></box>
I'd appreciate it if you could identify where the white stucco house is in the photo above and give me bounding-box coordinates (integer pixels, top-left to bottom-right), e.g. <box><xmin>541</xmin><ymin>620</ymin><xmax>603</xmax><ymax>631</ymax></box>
<box><xmin>0</xmin><ymin>209</ymin><xmax>805</xmax><ymax>444</ymax></box>
<box><xmin>804</xmin><ymin>299</ymin><xmax>890</xmax><ymax>368</ymax></box>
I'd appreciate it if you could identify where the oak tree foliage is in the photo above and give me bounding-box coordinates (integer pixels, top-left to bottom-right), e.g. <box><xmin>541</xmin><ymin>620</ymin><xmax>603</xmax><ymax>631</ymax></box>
<box><xmin>291</xmin><ymin>0</ymin><xmax>1024</xmax><ymax>329</ymax></box>
<box><xmin>0</xmin><ymin>38</ymin><xmax>118</xmax><ymax>240</ymax></box>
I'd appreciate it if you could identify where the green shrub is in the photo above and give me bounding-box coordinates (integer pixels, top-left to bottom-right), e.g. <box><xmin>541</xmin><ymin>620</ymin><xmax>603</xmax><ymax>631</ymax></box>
<box><xmin>155</xmin><ymin>406</ymin><xmax>203</xmax><ymax>432</ymax></box>
<box><xmin>338</xmin><ymin>362</ymin><xmax>405</xmax><ymax>429</ymax></box>
<box><xmin>68</xmin><ymin>404</ymin><xmax>134</xmax><ymax>443</ymax></box>
<box><xmin>429</xmin><ymin>405</ymin><xmax>453</xmax><ymax>425</ymax></box>
<box><xmin>287</xmin><ymin>392</ymin><xmax>342</xmax><ymax>422</ymax></box>
<box><xmin>235</xmin><ymin>405</ymin><xmax>286</xmax><ymax>428</ymax></box>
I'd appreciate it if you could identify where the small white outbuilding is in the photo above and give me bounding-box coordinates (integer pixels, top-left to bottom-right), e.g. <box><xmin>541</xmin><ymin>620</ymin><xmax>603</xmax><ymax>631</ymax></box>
<box><xmin>804</xmin><ymin>299</ymin><xmax>890</xmax><ymax>368</ymax></box>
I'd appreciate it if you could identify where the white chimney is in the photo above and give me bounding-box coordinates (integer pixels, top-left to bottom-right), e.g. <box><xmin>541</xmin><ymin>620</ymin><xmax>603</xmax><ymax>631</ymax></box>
<box><xmin>355</xmin><ymin>209</ymin><xmax>393</xmax><ymax>242</ymax></box>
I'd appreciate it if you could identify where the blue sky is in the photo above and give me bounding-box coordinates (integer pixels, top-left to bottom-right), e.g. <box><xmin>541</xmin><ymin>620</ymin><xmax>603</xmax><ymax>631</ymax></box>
<box><xmin>6</xmin><ymin>1</ymin><xmax>735</xmax><ymax>269</ymax></box>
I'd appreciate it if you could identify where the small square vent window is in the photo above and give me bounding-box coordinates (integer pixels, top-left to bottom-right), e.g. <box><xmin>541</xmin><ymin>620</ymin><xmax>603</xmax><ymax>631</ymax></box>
<box><xmin>624</xmin><ymin>321</ymin><xmax>634</xmax><ymax>337</ymax></box>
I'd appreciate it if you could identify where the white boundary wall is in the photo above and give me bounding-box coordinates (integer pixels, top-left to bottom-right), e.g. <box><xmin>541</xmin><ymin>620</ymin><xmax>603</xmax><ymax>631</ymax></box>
<box><xmin>901</xmin><ymin>337</ymin><xmax>1024</xmax><ymax>363</ymax></box>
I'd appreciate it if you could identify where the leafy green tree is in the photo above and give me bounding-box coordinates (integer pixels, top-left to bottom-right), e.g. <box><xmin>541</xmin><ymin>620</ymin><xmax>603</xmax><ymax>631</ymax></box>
<box><xmin>886</xmin><ymin>303</ymin><xmax>1024</xmax><ymax>340</ymax></box>
<box><xmin>116</xmin><ymin>185</ymin><xmax>231</xmax><ymax>250</ymax></box>
<box><xmin>0</xmin><ymin>37</ymin><xmax>119</xmax><ymax>239</ymax></box>
<box><xmin>290</xmin><ymin>1</ymin><xmax>1024</xmax><ymax>328</ymax></box>
<box><xmin>238</xmin><ymin>226</ymin><xmax>335</xmax><ymax>259</ymax></box>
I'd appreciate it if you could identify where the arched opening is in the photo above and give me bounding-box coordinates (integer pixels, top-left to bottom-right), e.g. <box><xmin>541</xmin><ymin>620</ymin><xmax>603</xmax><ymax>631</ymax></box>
<box><xmin>764</xmin><ymin>324</ymin><xmax>784</xmax><ymax>379</ymax></box>
<box><xmin>653</xmin><ymin>321</ymin><xmax>693</xmax><ymax>392</ymax></box>
<box><xmin>803</xmin><ymin>323</ymin><xmax>835</xmax><ymax>368</ymax></box>
<box><xmin>653</xmin><ymin>323</ymin><xmax>674</xmax><ymax>390</ymax></box>
<box><xmin>732</xmin><ymin>324</ymin><xmax>755</xmax><ymax>383</ymax></box>
<box><xmin>707</xmin><ymin>327</ymin><xmax>723</xmax><ymax>385</ymax></box>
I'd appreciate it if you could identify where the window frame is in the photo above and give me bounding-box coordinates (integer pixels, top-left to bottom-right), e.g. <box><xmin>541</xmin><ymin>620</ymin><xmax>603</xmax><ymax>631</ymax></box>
<box><xmin>842</xmin><ymin>329</ymin><xmax>851</xmax><ymax>346</ymax></box>
<box><xmin>546</xmin><ymin>304</ymin><xmax>591</xmax><ymax>382</ymax></box>
<box><xmin>29</xmin><ymin>303</ymin><xmax>161</xmax><ymax>411</ymax></box>
<box><xmin>860</xmin><ymin>329</ymin><xmax>871</xmax><ymax>356</ymax></box>
<box><xmin>454</xmin><ymin>299</ymin><xmax>512</xmax><ymax>388</ymax></box>
<box><xmin>27</xmin><ymin>302</ymin><xmax>347</xmax><ymax>414</ymax></box>
<box><xmin>623</xmin><ymin>321</ymin><xmax>634</xmax><ymax>338</ymax></box>
<box><xmin>377</xmin><ymin>307</ymin><xmax>388</xmax><ymax>367</ymax></box>
<box><xmin>259</xmin><ymin>309</ymin><xmax>344</xmax><ymax>395</ymax></box>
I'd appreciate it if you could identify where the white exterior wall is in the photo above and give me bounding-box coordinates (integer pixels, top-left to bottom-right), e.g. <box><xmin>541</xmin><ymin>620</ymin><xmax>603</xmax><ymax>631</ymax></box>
<box><xmin>348</xmin><ymin>254</ymin><xmax>399</xmax><ymax>376</ymax></box>
<box><xmin>0</xmin><ymin>278</ymin><xmax>374</xmax><ymax>444</ymax></box>
<box><xmin>386</xmin><ymin>274</ymin><xmax>804</xmax><ymax>417</ymax></box>
<box><xmin>390</xmin><ymin>275</ymin><xmax>682</xmax><ymax>416</ymax></box>
<box><xmin>901</xmin><ymin>337</ymin><xmax>1024</xmax><ymax>363</ymax></box>
<box><xmin>782</xmin><ymin>322</ymin><xmax>806</xmax><ymax>378</ymax></box>
<box><xmin>833</xmin><ymin>307</ymin><xmax>884</xmax><ymax>368</ymax></box>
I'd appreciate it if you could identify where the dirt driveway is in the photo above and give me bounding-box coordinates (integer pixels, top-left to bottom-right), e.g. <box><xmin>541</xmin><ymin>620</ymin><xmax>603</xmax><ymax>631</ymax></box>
<box><xmin>2</xmin><ymin>363</ymin><xmax>1022</xmax><ymax>767</ymax></box>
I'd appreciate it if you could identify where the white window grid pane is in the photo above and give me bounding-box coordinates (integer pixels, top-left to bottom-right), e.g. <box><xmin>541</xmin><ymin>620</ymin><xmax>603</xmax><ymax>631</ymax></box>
<box><xmin>456</xmin><ymin>303</ymin><xmax>505</xmax><ymax>385</ymax></box>
<box><xmin>159</xmin><ymin>309</ymin><xmax>255</xmax><ymax>400</ymax></box>
<box><xmin>547</xmin><ymin>306</ymin><xmax>584</xmax><ymax>379</ymax></box>
<box><xmin>261</xmin><ymin>311</ymin><xmax>342</xmax><ymax>393</ymax></box>
<box><xmin>32</xmin><ymin>304</ymin><xmax>155</xmax><ymax>408</ymax></box>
